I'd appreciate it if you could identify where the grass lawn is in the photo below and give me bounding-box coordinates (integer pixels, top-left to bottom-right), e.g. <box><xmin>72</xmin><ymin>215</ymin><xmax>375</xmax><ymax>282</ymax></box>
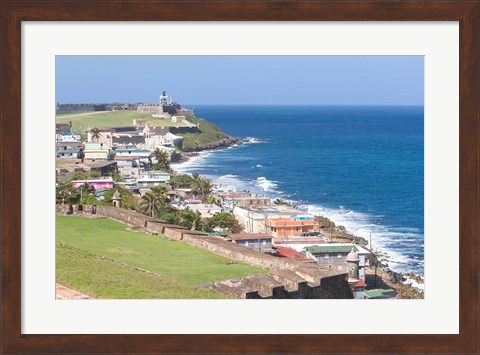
<box><xmin>56</xmin><ymin>110</ymin><xmax>188</xmax><ymax>132</ymax></box>
<box><xmin>57</xmin><ymin>243</ymin><xmax>226</xmax><ymax>299</ymax></box>
<box><xmin>56</xmin><ymin>216</ymin><xmax>266</xmax><ymax>287</ymax></box>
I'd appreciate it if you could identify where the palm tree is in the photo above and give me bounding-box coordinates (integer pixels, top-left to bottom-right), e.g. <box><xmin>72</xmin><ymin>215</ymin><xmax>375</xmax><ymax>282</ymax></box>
<box><xmin>139</xmin><ymin>192</ymin><xmax>161</xmax><ymax>217</ymax></box>
<box><xmin>203</xmin><ymin>194</ymin><xmax>217</xmax><ymax>205</ymax></box>
<box><xmin>152</xmin><ymin>148</ymin><xmax>171</xmax><ymax>171</ymax></box>
<box><xmin>90</xmin><ymin>127</ymin><xmax>101</xmax><ymax>142</ymax></box>
<box><xmin>151</xmin><ymin>185</ymin><xmax>169</xmax><ymax>197</ymax></box>
<box><xmin>179</xmin><ymin>209</ymin><xmax>202</xmax><ymax>230</ymax></box>
<box><xmin>191</xmin><ymin>173</ymin><xmax>213</xmax><ymax>200</ymax></box>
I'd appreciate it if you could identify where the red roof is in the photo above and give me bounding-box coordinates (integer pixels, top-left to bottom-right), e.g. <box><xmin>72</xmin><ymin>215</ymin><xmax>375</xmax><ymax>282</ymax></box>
<box><xmin>354</xmin><ymin>279</ymin><xmax>367</xmax><ymax>288</ymax></box>
<box><xmin>274</xmin><ymin>246</ymin><xmax>314</xmax><ymax>263</ymax></box>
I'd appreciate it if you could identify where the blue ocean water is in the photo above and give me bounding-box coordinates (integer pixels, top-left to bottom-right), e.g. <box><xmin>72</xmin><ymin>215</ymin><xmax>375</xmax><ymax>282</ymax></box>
<box><xmin>174</xmin><ymin>105</ymin><xmax>424</xmax><ymax>274</ymax></box>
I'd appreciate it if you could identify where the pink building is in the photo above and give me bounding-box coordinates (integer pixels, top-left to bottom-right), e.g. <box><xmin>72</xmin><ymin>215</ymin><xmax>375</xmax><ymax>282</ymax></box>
<box><xmin>87</xmin><ymin>131</ymin><xmax>113</xmax><ymax>148</ymax></box>
<box><xmin>71</xmin><ymin>179</ymin><xmax>114</xmax><ymax>191</ymax></box>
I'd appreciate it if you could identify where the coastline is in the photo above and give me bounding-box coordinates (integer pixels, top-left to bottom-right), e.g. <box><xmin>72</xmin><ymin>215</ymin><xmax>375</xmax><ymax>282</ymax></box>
<box><xmin>171</xmin><ymin>140</ymin><xmax>424</xmax><ymax>298</ymax></box>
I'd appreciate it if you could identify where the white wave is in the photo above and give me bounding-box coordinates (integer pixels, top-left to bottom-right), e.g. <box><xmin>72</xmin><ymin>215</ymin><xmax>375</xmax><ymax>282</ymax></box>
<box><xmin>256</xmin><ymin>177</ymin><xmax>278</xmax><ymax>192</ymax></box>
<box><xmin>307</xmin><ymin>203</ymin><xmax>424</xmax><ymax>274</ymax></box>
<box><xmin>243</xmin><ymin>137</ymin><xmax>266</xmax><ymax>144</ymax></box>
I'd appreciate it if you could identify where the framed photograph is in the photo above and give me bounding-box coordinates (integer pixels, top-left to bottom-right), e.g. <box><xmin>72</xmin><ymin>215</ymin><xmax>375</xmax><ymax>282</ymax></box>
<box><xmin>1</xmin><ymin>1</ymin><xmax>478</xmax><ymax>354</ymax></box>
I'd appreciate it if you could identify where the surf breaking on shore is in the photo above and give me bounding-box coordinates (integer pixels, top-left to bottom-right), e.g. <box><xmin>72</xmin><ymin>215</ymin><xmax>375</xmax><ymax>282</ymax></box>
<box><xmin>172</xmin><ymin>138</ymin><xmax>424</xmax><ymax>277</ymax></box>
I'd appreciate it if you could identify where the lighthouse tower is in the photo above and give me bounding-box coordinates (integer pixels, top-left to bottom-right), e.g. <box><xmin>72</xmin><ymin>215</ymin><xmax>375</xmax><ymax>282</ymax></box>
<box><xmin>159</xmin><ymin>91</ymin><xmax>168</xmax><ymax>105</ymax></box>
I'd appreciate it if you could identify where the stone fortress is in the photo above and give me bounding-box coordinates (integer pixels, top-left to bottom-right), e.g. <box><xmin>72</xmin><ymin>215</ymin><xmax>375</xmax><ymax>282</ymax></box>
<box><xmin>57</xmin><ymin>91</ymin><xmax>195</xmax><ymax>116</ymax></box>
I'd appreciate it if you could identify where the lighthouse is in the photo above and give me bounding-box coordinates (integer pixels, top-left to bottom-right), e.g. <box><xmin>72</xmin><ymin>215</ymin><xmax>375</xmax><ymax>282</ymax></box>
<box><xmin>159</xmin><ymin>91</ymin><xmax>168</xmax><ymax>105</ymax></box>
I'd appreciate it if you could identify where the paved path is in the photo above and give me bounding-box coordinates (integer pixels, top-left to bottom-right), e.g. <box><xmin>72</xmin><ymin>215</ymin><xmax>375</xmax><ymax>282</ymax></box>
<box><xmin>57</xmin><ymin>111</ymin><xmax>109</xmax><ymax>118</ymax></box>
<box><xmin>56</xmin><ymin>283</ymin><xmax>93</xmax><ymax>299</ymax></box>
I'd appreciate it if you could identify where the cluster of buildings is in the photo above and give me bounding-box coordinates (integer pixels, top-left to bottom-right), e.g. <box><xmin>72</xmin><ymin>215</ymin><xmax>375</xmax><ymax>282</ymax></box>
<box><xmin>56</xmin><ymin>92</ymin><xmax>396</xmax><ymax>299</ymax></box>
<box><xmin>56</xmin><ymin>92</ymin><xmax>197</xmax><ymax>191</ymax></box>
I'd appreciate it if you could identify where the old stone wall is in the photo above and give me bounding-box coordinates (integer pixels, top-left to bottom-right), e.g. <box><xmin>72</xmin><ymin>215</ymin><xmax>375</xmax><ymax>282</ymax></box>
<box><xmin>56</xmin><ymin>205</ymin><xmax>352</xmax><ymax>299</ymax></box>
<box><xmin>96</xmin><ymin>205</ymin><xmax>155</xmax><ymax>227</ymax></box>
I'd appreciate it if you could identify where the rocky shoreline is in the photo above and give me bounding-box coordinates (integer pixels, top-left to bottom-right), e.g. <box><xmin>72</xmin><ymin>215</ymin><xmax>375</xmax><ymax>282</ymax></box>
<box><xmin>180</xmin><ymin>136</ymin><xmax>238</xmax><ymax>153</ymax></box>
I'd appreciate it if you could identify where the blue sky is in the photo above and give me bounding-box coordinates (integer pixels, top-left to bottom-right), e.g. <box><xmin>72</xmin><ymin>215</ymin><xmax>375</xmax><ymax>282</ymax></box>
<box><xmin>56</xmin><ymin>56</ymin><xmax>424</xmax><ymax>105</ymax></box>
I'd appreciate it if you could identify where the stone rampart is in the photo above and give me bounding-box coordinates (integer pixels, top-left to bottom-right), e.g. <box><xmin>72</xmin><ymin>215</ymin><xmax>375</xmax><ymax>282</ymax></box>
<box><xmin>57</xmin><ymin>205</ymin><xmax>353</xmax><ymax>299</ymax></box>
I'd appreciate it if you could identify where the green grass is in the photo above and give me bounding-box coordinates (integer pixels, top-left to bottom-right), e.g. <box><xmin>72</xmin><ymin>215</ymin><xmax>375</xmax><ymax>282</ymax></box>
<box><xmin>56</xmin><ymin>110</ymin><xmax>188</xmax><ymax>132</ymax></box>
<box><xmin>56</xmin><ymin>216</ymin><xmax>266</xmax><ymax>286</ymax></box>
<box><xmin>179</xmin><ymin>115</ymin><xmax>231</xmax><ymax>151</ymax></box>
<box><xmin>57</xmin><ymin>243</ymin><xmax>226</xmax><ymax>299</ymax></box>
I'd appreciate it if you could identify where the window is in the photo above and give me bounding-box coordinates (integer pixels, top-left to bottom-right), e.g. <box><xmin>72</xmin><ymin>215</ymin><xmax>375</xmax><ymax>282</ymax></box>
<box><xmin>337</xmin><ymin>254</ymin><xmax>342</xmax><ymax>258</ymax></box>
<box><xmin>325</xmin><ymin>253</ymin><xmax>330</xmax><ymax>259</ymax></box>
<box><xmin>262</xmin><ymin>240</ymin><xmax>267</xmax><ymax>245</ymax></box>
<box><xmin>245</xmin><ymin>241</ymin><xmax>249</xmax><ymax>246</ymax></box>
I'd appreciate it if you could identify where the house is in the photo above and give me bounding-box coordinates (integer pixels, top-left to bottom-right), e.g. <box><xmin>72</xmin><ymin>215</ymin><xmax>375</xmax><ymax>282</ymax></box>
<box><xmin>145</xmin><ymin>133</ymin><xmax>184</xmax><ymax>149</ymax></box>
<box><xmin>87</xmin><ymin>131</ymin><xmax>113</xmax><ymax>148</ymax></box>
<box><xmin>136</xmin><ymin>170</ymin><xmax>171</xmax><ymax>189</ymax></box>
<box><xmin>139</xmin><ymin>171</ymin><xmax>171</xmax><ymax>182</ymax></box>
<box><xmin>303</xmin><ymin>243</ymin><xmax>370</xmax><ymax>279</ymax></box>
<box><xmin>83</xmin><ymin>142</ymin><xmax>111</xmax><ymax>160</ymax></box>
<box><xmin>81</xmin><ymin>160</ymin><xmax>118</xmax><ymax>176</ymax></box>
<box><xmin>114</xmin><ymin>148</ymin><xmax>150</xmax><ymax>161</ymax></box>
<box><xmin>56</xmin><ymin>141</ymin><xmax>82</xmax><ymax>158</ymax></box>
<box><xmin>237</xmin><ymin>196</ymin><xmax>271</xmax><ymax>208</ymax></box>
<box><xmin>267</xmin><ymin>216</ymin><xmax>317</xmax><ymax>238</ymax></box>
<box><xmin>58</xmin><ymin>132</ymin><xmax>81</xmax><ymax>143</ymax></box>
<box><xmin>272</xmin><ymin>246</ymin><xmax>315</xmax><ymax>263</ymax></box>
<box><xmin>225</xmin><ymin>233</ymin><xmax>273</xmax><ymax>253</ymax></box>
<box><xmin>71</xmin><ymin>178</ymin><xmax>114</xmax><ymax>191</ymax></box>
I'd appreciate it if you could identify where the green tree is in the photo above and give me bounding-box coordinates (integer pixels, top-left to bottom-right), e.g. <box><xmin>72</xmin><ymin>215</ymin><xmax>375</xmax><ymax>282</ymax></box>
<box><xmin>152</xmin><ymin>148</ymin><xmax>171</xmax><ymax>172</ymax></box>
<box><xmin>69</xmin><ymin>172</ymin><xmax>88</xmax><ymax>181</ymax></box>
<box><xmin>191</xmin><ymin>173</ymin><xmax>213</xmax><ymax>200</ymax></box>
<box><xmin>202</xmin><ymin>212</ymin><xmax>243</xmax><ymax>233</ymax></box>
<box><xmin>139</xmin><ymin>192</ymin><xmax>162</xmax><ymax>217</ymax></box>
<box><xmin>103</xmin><ymin>187</ymin><xmax>137</xmax><ymax>209</ymax></box>
<box><xmin>158</xmin><ymin>205</ymin><xmax>181</xmax><ymax>224</ymax></box>
<box><xmin>170</xmin><ymin>174</ymin><xmax>194</xmax><ymax>189</ymax></box>
<box><xmin>109</xmin><ymin>170</ymin><xmax>124</xmax><ymax>183</ymax></box>
<box><xmin>89</xmin><ymin>170</ymin><xmax>101</xmax><ymax>178</ymax></box>
<box><xmin>90</xmin><ymin>127</ymin><xmax>101</xmax><ymax>142</ymax></box>
<box><xmin>56</xmin><ymin>182</ymin><xmax>80</xmax><ymax>205</ymax></box>
<box><xmin>202</xmin><ymin>194</ymin><xmax>217</xmax><ymax>205</ymax></box>
<box><xmin>178</xmin><ymin>209</ymin><xmax>202</xmax><ymax>230</ymax></box>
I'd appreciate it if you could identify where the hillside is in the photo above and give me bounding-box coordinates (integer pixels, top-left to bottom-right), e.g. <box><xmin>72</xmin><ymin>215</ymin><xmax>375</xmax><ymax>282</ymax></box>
<box><xmin>178</xmin><ymin>114</ymin><xmax>236</xmax><ymax>151</ymax></box>
<box><xmin>56</xmin><ymin>216</ymin><xmax>266</xmax><ymax>298</ymax></box>
<box><xmin>56</xmin><ymin>110</ymin><xmax>236</xmax><ymax>152</ymax></box>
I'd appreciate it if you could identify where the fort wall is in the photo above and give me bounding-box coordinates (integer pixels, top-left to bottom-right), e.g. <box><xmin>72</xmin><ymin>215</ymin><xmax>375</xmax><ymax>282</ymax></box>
<box><xmin>56</xmin><ymin>205</ymin><xmax>353</xmax><ymax>299</ymax></box>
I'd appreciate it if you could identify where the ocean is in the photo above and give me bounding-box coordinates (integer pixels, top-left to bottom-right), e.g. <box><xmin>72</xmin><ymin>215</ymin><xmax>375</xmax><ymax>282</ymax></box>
<box><xmin>173</xmin><ymin>105</ymin><xmax>424</xmax><ymax>274</ymax></box>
